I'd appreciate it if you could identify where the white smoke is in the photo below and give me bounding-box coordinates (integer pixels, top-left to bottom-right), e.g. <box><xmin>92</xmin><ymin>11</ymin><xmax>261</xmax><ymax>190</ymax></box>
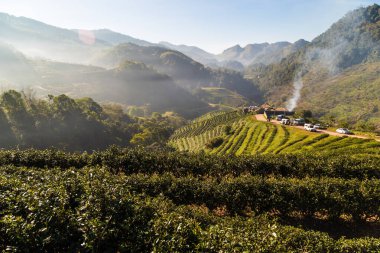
<box><xmin>284</xmin><ymin>6</ymin><xmax>377</xmax><ymax>111</ymax></box>
<box><xmin>286</xmin><ymin>71</ymin><xmax>303</xmax><ymax>111</ymax></box>
<box><xmin>285</xmin><ymin>39</ymin><xmax>351</xmax><ymax>111</ymax></box>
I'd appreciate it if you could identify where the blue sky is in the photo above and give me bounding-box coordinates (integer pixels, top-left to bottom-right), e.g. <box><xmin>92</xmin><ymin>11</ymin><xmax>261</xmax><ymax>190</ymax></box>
<box><xmin>1</xmin><ymin>0</ymin><xmax>379</xmax><ymax>53</ymax></box>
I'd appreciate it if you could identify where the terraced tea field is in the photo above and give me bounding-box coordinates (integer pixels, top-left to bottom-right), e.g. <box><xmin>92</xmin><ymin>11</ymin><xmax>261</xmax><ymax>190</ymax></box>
<box><xmin>169</xmin><ymin>111</ymin><xmax>380</xmax><ymax>156</ymax></box>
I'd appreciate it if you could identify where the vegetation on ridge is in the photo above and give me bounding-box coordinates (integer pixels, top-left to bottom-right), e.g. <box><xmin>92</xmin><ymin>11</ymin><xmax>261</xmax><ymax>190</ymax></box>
<box><xmin>170</xmin><ymin>111</ymin><xmax>380</xmax><ymax>156</ymax></box>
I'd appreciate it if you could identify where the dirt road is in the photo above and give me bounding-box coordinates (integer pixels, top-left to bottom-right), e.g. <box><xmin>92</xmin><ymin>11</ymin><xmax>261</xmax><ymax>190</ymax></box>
<box><xmin>254</xmin><ymin>114</ymin><xmax>380</xmax><ymax>142</ymax></box>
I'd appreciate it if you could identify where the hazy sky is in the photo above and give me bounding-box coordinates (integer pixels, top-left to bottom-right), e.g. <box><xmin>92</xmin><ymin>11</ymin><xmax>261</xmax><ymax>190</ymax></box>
<box><xmin>1</xmin><ymin>0</ymin><xmax>379</xmax><ymax>53</ymax></box>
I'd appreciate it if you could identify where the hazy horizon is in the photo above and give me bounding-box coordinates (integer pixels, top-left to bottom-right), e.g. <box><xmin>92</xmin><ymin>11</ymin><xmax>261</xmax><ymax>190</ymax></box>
<box><xmin>1</xmin><ymin>0</ymin><xmax>379</xmax><ymax>53</ymax></box>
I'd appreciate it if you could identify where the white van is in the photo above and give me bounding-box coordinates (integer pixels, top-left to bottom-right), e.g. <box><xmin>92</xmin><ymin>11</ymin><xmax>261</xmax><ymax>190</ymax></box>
<box><xmin>281</xmin><ymin>118</ymin><xmax>290</xmax><ymax>125</ymax></box>
<box><xmin>304</xmin><ymin>123</ymin><xmax>313</xmax><ymax>130</ymax></box>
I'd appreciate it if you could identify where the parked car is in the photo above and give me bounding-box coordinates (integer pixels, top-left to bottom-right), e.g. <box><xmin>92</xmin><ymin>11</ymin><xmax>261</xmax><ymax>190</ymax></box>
<box><xmin>281</xmin><ymin>118</ymin><xmax>290</xmax><ymax>125</ymax></box>
<box><xmin>313</xmin><ymin>124</ymin><xmax>327</xmax><ymax>130</ymax></box>
<box><xmin>336</xmin><ymin>128</ymin><xmax>352</xmax><ymax>134</ymax></box>
<box><xmin>304</xmin><ymin>123</ymin><xmax>313</xmax><ymax>130</ymax></box>
<box><xmin>305</xmin><ymin>124</ymin><xmax>317</xmax><ymax>132</ymax></box>
<box><xmin>277</xmin><ymin>114</ymin><xmax>285</xmax><ymax>121</ymax></box>
<box><xmin>291</xmin><ymin>118</ymin><xmax>305</xmax><ymax>126</ymax></box>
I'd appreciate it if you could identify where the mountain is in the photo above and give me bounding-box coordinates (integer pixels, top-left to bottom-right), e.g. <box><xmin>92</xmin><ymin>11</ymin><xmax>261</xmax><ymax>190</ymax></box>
<box><xmin>1</xmin><ymin>5</ymin><xmax>379</xmax><ymax>127</ymax></box>
<box><xmin>32</xmin><ymin>59</ymin><xmax>211</xmax><ymax>118</ymax></box>
<box><xmin>91</xmin><ymin>43</ymin><xmax>263</xmax><ymax>104</ymax></box>
<box><xmin>297</xmin><ymin>62</ymin><xmax>380</xmax><ymax>130</ymax></box>
<box><xmin>247</xmin><ymin>4</ymin><xmax>380</xmax><ymax>130</ymax></box>
<box><xmin>0</xmin><ymin>42</ymin><xmax>38</xmax><ymax>87</ymax></box>
<box><xmin>158</xmin><ymin>41</ymin><xmax>310</xmax><ymax>71</ymax></box>
<box><xmin>0</xmin><ymin>12</ymin><xmax>109</xmax><ymax>63</ymax></box>
<box><xmin>159</xmin><ymin>41</ymin><xmax>217</xmax><ymax>65</ymax></box>
<box><xmin>0</xmin><ymin>43</ymin><xmax>210</xmax><ymax>118</ymax></box>
<box><xmin>219</xmin><ymin>40</ymin><xmax>309</xmax><ymax>66</ymax></box>
<box><xmin>217</xmin><ymin>60</ymin><xmax>245</xmax><ymax>72</ymax></box>
<box><xmin>91</xmin><ymin>29</ymin><xmax>154</xmax><ymax>47</ymax></box>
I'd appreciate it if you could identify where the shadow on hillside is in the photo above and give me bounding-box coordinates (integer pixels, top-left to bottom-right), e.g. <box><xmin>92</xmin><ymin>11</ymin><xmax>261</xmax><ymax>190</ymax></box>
<box><xmin>278</xmin><ymin>216</ymin><xmax>380</xmax><ymax>239</ymax></box>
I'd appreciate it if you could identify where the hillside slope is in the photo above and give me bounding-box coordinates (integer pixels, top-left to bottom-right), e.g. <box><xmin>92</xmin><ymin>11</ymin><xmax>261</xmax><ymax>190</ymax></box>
<box><xmin>92</xmin><ymin>29</ymin><xmax>154</xmax><ymax>46</ymax></box>
<box><xmin>169</xmin><ymin>111</ymin><xmax>380</xmax><ymax>156</ymax></box>
<box><xmin>298</xmin><ymin>62</ymin><xmax>380</xmax><ymax>130</ymax></box>
<box><xmin>159</xmin><ymin>41</ymin><xmax>218</xmax><ymax>65</ymax></box>
<box><xmin>0</xmin><ymin>12</ymin><xmax>108</xmax><ymax>63</ymax></box>
<box><xmin>92</xmin><ymin>43</ymin><xmax>263</xmax><ymax>104</ymax></box>
<box><xmin>246</xmin><ymin>4</ymin><xmax>380</xmax><ymax>129</ymax></box>
<box><xmin>194</xmin><ymin>87</ymin><xmax>249</xmax><ymax>108</ymax></box>
<box><xmin>0</xmin><ymin>42</ymin><xmax>39</xmax><ymax>87</ymax></box>
<box><xmin>32</xmin><ymin>60</ymin><xmax>211</xmax><ymax>118</ymax></box>
<box><xmin>219</xmin><ymin>40</ymin><xmax>309</xmax><ymax>66</ymax></box>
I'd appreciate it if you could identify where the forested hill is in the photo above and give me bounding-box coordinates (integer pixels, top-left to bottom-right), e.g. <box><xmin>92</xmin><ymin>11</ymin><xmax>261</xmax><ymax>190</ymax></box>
<box><xmin>91</xmin><ymin>43</ymin><xmax>263</xmax><ymax>104</ymax></box>
<box><xmin>0</xmin><ymin>90</ymin><xmax>186</xmax><ymax>151</ymax></box>
<box><xmin>0</xmin><ymin>42</ymin><xmax>38</xmax><ymax>86</ymax></box>
<box><xmin>247</xmin><ymin>4</ymin><xmax>380</xmax><ymax>131</ymax></box>
<box><xmin>0</xmin><ymin>13</ymin><xmax>263</xmax><ymax>115</ymax></box>
<box><xmin>0</xmin><ymin>43</ymin><xmax>211</xmax><ymax>119</ymax></box>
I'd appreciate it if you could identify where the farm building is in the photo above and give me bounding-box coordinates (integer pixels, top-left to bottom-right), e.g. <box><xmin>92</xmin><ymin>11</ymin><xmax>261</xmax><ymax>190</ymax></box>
<box><xmin>264</xmin><ymin>107</ymin><xmax>295</xmax><ymax>118</ymax></box>
<box><xmin>255</xmin><ymin>103</ymin><xmax>294</xmax><ymax>116</ymax></box>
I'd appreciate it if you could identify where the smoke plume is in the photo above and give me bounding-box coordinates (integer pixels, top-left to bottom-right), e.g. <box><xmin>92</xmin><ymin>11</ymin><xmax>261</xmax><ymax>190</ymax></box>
<box><xmin>286</xmin><ymin>71</ymin><xmax>303</xmax><ymax>111</ymax></box>
<box><xmin>285</xmin><ymin>6</ymin><xmax>379</xmax><ymax>111</ymax></box>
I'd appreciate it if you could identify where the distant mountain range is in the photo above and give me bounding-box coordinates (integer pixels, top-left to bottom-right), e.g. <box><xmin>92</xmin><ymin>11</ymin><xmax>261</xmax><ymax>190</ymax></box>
<box><xmin>159</xmin><ymin>40</ymin><xmax>310</xmax><ymax>70</ymax></box>
<box><xmin>0</xmin><ymin>12</ymin><xmax>264</xmax><ymax>118</ymax></box>
<box><xmin>219</xmin><ymin>40</ymin><xmax>309</xmax><ymax>66</ymax></box>
<box><xmin>0</xmin><ymin>4</ymin><xmax>379</xmax><ymax>129</ymax></box>
<box><xmin>0</xmin><ymin>11</ymin><xmax>310</xmax><ymax>71</ymax></box>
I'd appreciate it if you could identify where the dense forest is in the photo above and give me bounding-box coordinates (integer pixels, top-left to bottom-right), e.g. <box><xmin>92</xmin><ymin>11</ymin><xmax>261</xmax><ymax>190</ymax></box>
<box><xmin>0</xmin><ymin>90</ymin><xmax>181</xmax><ymax>151</ymax></box>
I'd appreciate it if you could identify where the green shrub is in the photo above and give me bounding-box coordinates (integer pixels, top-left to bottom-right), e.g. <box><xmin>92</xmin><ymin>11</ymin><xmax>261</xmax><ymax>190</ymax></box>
<box><xmin>205</xmin><ymin>137</ymin><xmax>224</xmax><ymax>149</ymax></box>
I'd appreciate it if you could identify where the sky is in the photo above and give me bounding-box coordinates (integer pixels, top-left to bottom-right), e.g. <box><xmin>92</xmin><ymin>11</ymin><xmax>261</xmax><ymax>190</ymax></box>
<box><xmin>0</xmin><ymin>0</ymin><xmax>379</xmax><ymax>53</ymax></box>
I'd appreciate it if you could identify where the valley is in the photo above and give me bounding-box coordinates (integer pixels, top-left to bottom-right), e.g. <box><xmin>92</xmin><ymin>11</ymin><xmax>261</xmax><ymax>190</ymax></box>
<box><xmin>0</xmin><ymin>2</ymin><xmax>379</xmax><ymax>252</ymax></box>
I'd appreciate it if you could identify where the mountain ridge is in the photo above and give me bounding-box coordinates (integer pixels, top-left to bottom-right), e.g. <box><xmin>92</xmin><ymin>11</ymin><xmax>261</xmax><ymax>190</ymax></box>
<box><xmin>247</xmin><ymin>3</ymin><xmax>380</xmax><ymax>130</ymax></box>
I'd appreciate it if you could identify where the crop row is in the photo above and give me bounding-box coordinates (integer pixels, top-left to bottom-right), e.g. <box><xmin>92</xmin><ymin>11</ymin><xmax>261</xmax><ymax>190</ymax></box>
<box><xmin>124</xmin><ymin>173</ymin><xmax>380</xmax><ymax>221</ymax></box>
<box><xmin>0</xmin><ymin>148</ymin><xmax>378</xmax><ymax>179</ymax></box>
<box><xmin>1</xmin><ymin>166</ymin><xmax>379</xmax><ymax>252</ymax></box>
<box><xmin>170</xmin><ymin>110</ymin><xmax>243</xmax><ymax>140</ymax></box>
<box><xmin>171</xmin><ymin>125</ymin><xmax>225</xmax><ymax>152</ymax></box>
<box><xmin>172</xmin><ymin>115</ymin><xmax>380</xmax><ymax>156</ymax></box>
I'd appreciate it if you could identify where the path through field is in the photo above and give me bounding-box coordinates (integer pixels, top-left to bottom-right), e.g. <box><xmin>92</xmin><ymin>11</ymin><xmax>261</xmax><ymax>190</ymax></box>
<box><xmin>255</xmin><ymin>114</ymin><xmax>380</xmax><ymax>142</ymax></box>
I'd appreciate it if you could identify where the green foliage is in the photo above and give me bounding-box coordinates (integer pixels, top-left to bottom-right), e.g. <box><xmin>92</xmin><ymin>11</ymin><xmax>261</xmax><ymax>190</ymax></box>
<box><xmin>0</xmin><ymin>167</ymin><xmax>154</xmax><ymax>252</ymax></box>
<box><xmin>223</xmin><ymin>124</ymin><xmax>233</xmax><ymax>135</ymax></box>
<box><xmin>0</xmin><ymin>148</ymin><xmax>379</xmax><ymax>252</ymax></box>
<box><xmin>131</xmin><ymin>114</ymin><xmax>184</xmax><ymax>147</ymax></box>
<box><xmin>205</xmin><ymin>137</ymin><xmax>224</xmax><ymax>149</ymax></box>
<box><xmin>0</xmin><ymin>90</ymin><xmax>138</xmax><ymax>150</ymax></box>
<box><xmin>0</xmin><ymin>90</ymin><xmax>184</xmax><ymax>150</ymax></box>
<box><xmin>126</xmin><ymin>173</ymin><xmax>380</xmax><ymax>219</ymax></box>
<box><xmin>194</xmin><ymin>87</ymin><xmax>249</xmax><ymax>108</ymax></box>
<box><xmin>171</xmin><ymin>113</ymin><xmax>380</xmax><ymax>156</ymax></box>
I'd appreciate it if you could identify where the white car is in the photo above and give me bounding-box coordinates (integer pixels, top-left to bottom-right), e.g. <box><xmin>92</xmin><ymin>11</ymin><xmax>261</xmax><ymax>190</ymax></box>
<box><xmin>305</xmin><ymin>125</ymin><xmax>317</xmax><ymax>132</ymax></box>
<box><xmin>336</xmin><ymin>128</ymin><xmax>351</xmax><ymax>134</ymax></box>
<box><xmin>304</xmin><ymin>123</ymin><xmax>313</xmax><ymax>130</ymax></box>
<box><xmin>281</xmin><ymin>118</ymin><xmax>290</xmax><ymax>125</ymax></box>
